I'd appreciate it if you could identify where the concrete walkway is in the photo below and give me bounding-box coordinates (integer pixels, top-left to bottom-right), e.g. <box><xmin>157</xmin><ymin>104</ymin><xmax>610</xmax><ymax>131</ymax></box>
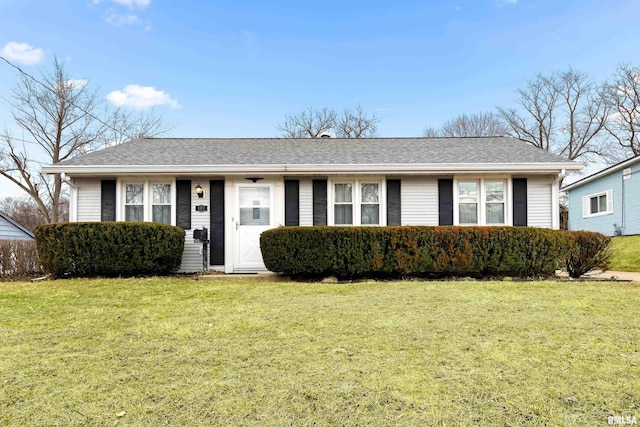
<box><xmin>579</xmin><ymin>270</ymin><xmax>640</xmax><ymax>282</ymax></box>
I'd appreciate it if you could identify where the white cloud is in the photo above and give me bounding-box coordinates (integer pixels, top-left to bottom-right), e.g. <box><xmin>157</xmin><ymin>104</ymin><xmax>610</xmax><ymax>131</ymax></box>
<box><xmin>113</xmin><ymin>0</ymin><xmax>150</xmax><ymax>8</ymax></box>
<box><xmin>94</xmin><ymin>0</ymin><xmax>150</xmax><ymax>8</ymax></box>
<box><xmin>1</xmin><ymin>41</ymin><xmax>44</xmax><ymax>65</ymax></box>
<box><xmin>64</xmin><ymin>79</ymin><xmax>88</xmax><ymax>89</ymax></box>
<box><xmin>107</xmin><ymin>85</ymin><xmax>179</xmax><ymax>109</ymax></box>
<box><xmin>105</xmin><ymin>9</ymin><xmax>141</xmax><ymax>26</ymax></box>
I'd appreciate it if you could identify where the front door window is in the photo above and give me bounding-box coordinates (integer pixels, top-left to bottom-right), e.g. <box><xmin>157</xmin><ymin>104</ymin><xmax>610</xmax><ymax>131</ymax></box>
<box><xmin>239</xmin><ymin>187</ymin><xmax>271</xmax><ymax>226</ymax></box>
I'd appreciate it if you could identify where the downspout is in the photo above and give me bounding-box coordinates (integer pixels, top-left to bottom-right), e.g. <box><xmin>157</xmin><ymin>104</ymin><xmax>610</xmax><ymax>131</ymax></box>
<box><xmin>60</xmin><ymin>172</ymin><xmax>78</xmax><ymax>222</ymax></box>
<box><xmin>620</xmin><ymin>173</ymin><xmax>625</xmax><ymax>235</ymax></box>
<box><xmin>552</xmin><ymin>169</ymin><xmax>566</xmax><ymax>230</ymax></box>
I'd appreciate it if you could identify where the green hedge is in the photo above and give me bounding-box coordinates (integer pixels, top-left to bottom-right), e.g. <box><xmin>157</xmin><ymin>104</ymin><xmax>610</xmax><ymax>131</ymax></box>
<box><xmin>260</xmin><ymin>226</ymin><xmax>609</xmax><ymax>279</ymax></box>
<box><xmin>34</xmin><ymin>222</ymin><xmax>185</xmax><ymax>278</ymax></box>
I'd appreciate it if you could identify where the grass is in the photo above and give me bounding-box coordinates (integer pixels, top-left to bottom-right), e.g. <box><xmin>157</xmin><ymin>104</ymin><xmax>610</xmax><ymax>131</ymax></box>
<box><xmin>1</xmin><ymin>278</ymin><xmax>639</xmax><ymax>426</ymax></box>
<box><xmin>610</xmin><ymin>235</ymin><xmax>640</xmax><ymax>271</ymax></box>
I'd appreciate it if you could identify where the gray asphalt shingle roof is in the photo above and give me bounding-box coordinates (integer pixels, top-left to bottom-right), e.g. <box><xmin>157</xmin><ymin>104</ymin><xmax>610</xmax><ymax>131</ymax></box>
<box><xmin>54</xmin><ymin>137</ymin><xmax>573</xmax><ymax>167</ymax></box>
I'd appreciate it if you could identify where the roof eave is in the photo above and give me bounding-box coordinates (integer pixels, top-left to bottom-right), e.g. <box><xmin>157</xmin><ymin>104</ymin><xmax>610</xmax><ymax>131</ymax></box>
<box><xmin>562</xmin><ymin>156</ymin><xmax>640</xmax><ymax>191</ymax></box>
<box><xmin>42</xmin><ymin>162</ymin><xmax>582</xmax><ymax>176</ymax></box>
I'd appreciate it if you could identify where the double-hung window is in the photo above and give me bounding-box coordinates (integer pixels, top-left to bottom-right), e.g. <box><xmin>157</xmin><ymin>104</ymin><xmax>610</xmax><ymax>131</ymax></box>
<box><xmin>456</xmin><ymin>179</ymin><xmax>507</xmax><ymax>225</ymax></box>
<box><xmin>122</xmin><ymin>181</ymin><xmax>174</xmax><ymax>224</ymax></box>
<box><xmin>334</xmin><ymin>183</ymin><xmax>354</xmax><ymax>225</ymax></box>
<box><xmin>361</xmin><ymin>183</ymin><xmax>380</xmax><ymax>225</ymax></box>
<box><xmin>125</xmin><ymin>184</ymin><xmax>144</xmax><ymax>222</ymax></box>
<box><xmin>485</xmin><ymin>181</ymin><xmax>505</xmax><ymax>224</ymax></box>
<box><xmin>458</xmin><ymin>182</ymin><xmax>479</xmax><ymax>224</ymax></box>
<box><xmin>152</xmin><ymin>184</ymin><xmax>172</xmax><ymax>224</ymax></box>
<box><xmin>331</xmin><ymin>180</ymin><xmax>382</xmax><ymax>226</ymax></box>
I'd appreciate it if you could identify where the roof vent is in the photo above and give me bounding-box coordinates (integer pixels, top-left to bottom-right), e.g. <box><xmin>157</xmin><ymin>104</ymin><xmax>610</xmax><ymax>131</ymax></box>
<box><xmin>320</xmin><ymin>133</ymin><xmax>331</xmax><ymax>138</ymax></box>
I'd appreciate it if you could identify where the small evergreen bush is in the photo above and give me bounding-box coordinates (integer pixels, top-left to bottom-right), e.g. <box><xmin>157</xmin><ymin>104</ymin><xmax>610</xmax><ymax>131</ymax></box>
<box><xmin>34</xmin><ymin>222</ymin><xmax>185</xmax><ymax>278</ymax></box>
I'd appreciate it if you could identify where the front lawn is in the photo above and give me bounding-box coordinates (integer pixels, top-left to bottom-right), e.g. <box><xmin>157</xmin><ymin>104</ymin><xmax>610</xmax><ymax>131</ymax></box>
<box><xmin>610</xmin><ymin>235</ymin><xmax>640</xmax><ymax>271</ymax></box>
<box><xmin>1</xmin><ymin>278</ymin><xmax>639</xmax><ymax>425</ymax></box>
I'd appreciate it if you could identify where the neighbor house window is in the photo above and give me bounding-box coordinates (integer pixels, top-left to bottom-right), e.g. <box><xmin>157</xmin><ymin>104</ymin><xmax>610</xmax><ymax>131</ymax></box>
<box><xmin>456</xmin><ymin>179</ymin><xmax>508</xmax><ymax>225</ymax></box>
<box><xmin>583</xmin><ymin>190</ymin><xmax>613</xmax><ymax>217</ymax></box>
<box><xmin>152</xmin><ymin>184</ymin><xmax>172</xmax><ymax>224</ymax></box>
<box><xmin>122</xmin><ymin>181</ymin><xmax>174</xmax><ymax>224</ymax></box>
<box><xmin>330</xmin><ymin>179</ymin><xmax>383</xmax><ymax>226</ymax></box>
<box><xmin>125</xmin><ymin>183</ymin><xmax>144</xmax><ymax>221</ymax></box>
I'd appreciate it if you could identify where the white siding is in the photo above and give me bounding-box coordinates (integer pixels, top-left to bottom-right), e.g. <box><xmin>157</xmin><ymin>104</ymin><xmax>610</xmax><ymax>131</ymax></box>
<box><xmin>75</xmin><ymin>178</ymin><xmax>102</xmax><ymax>222</ymax></box>
<box><xmin>299</xmin><ymin>179</ymin><xmax>313</xmax><ymax>226</ymax></box>
<box><xmin>528</xmin><ymin>177</ymin><xmax>553</xmax><ymax>228</ymax></box>
<box><xmin>400</xmin><ymin>177</ymin><xmax>439</xmax><ymax>226</ymax></box>
<box><xmin>179</xmin><ymin>180</ymin><xmax>215</xmax><ymax>273</ymax></box>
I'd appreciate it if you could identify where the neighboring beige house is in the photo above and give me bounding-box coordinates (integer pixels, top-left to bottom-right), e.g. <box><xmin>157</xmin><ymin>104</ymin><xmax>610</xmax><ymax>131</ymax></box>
<box><xmin>43</xmin><ymin>136</ymin><xmax>581</xmax><ymax>273</ymax></box>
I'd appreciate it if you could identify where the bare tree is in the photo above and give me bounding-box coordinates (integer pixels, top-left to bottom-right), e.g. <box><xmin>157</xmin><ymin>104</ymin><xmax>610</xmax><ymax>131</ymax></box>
<box><xmin>603</xmin><ymin>63</ymin><xmax>640</xmax><ymax>156</ymax></box>
<box><xmin>423</xmin><ymin>126</ymin><xmax>441</xmax><ymax>137</ymax></box>
<box><xmin>277</xmin><ymin>106</ymin><xmax>380</xmax><ymax>138</ymax></box>
<box><xmin>335</xmin><ymin>105</ymin><xmax>380</xmax><ymax>138</ymax></box>
<box><xmin>497</xmin><ymin>68</ymin><xmax>611</xmax><ymax>163</ymax></box>
<box><xmin>439</xmin><ymin>112</ymin><xmax>507</xmax><ymax>137</ymax></box>
<box><xmin>105</xmin><ymin>107</ymin><xmax>169</xmax><ymax>144</ymax></box>
<box><xmin>277</xmin><ymin>107</ymin><xmax>336</xmax><ymax>138</ymax></box>
<box><xmin>0</xmin><ymin>57</ymin><xmax>167</xmax><ymax>223</ymax></box>
<box><xmin>0</xmin><ymin>197</ymin><xmax>50</xmax><ymax>231</ymax></box>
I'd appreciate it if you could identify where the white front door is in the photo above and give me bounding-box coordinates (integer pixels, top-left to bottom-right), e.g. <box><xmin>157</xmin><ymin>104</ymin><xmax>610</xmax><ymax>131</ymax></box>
<box><xmin>234</xmin><ymin>183</ymin><xmax>274</xmax><ymax>272</ymax></box>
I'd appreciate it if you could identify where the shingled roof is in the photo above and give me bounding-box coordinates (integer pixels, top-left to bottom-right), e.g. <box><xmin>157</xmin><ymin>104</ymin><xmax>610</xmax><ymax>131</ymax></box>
<box><xmin>43</xmin><ymin>136</ymin><xmax>581</xmax><ymax>175</ymax></box>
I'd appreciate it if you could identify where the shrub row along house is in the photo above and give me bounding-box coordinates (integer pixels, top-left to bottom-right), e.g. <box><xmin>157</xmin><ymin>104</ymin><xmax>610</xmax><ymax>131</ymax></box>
<box><xmin>42</xmin><ymin>137</ymin><xmax>581</xmax><ymax>273</ymax></box>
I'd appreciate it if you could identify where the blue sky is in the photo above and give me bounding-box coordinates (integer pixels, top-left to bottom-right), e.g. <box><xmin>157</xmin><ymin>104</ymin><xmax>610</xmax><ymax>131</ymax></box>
<box><xmin>1</xmin><ymin>0</ymin><xmax>640</xmax><ymax>196</ymax></box>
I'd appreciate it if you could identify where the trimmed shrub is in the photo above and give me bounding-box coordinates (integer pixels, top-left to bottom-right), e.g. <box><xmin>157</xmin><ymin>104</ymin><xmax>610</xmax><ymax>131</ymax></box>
<box><xmin>34</xmin><ymin>222</ymin><xmax>185</xmax><ymax>278</ymax></box>
<box><xmin>260</xmin><ymin>226</ymin><xmax>570</xmax><ymax>279</ymax></box>
<box><xmin>0</xmin><ymin>240</ymin><xmax>42</xmax><ymax>278</ymax></box>
<box><xmin>564</xmin><ymin>230</ymin><xmax>611</xmax><ymax>278</ymax></box>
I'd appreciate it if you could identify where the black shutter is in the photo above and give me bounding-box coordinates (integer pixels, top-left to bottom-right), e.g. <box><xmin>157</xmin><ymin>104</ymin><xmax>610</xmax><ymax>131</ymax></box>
<box><xmin>176</xmin><ymin>180</ymin><xmax>191</xmax><ymax>229</ymax></box>
<box><xmin>101</xmin><ymin>180</ymin><xmax>116</xmax><ymax>221</ymax></box>
<box><xmin>387</xmin><ymin>179</ymin><xmax>401</xmax><ymax>225</ymax></box>
<box><xmin>284</xmin><ymin>180</ymin><xmax>300</xmax><ymax>226</ymax></box>
<box><xmin>210</xmin><ymin>180</ymin><xmax>225</xmax><ymax>265</ymax></box>
<box><xmin>438</xmin><ymin>179</ymin><xmax>454</xmax><ymax>226</ymax></box>
<box><xmin>513</xmin><ymin>178</ymin><xmax>528</xmax><ymax>227</ymax></box>
<box><xmin>312</xmin><ymin>179</ymin><xmax>327</xmax><ymax>226</ymax></box>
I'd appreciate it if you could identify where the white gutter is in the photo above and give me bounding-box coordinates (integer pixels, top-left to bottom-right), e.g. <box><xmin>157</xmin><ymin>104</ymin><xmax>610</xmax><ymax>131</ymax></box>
<box><xmin>42</xmin><ymin>162</ymin><xmax>583</xmax><ymax>176</ymax></box>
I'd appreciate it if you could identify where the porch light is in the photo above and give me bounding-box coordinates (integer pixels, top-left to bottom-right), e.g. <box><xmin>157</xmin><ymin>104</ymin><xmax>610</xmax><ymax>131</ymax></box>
<box><xmin>195</xmin><ymin>183</ymin><xmax>205</xmax><ymax>198</ymax></box>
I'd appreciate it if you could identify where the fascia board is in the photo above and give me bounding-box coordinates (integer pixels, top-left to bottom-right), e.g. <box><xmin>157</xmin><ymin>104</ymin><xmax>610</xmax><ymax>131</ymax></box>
<box><xmin>562</xmin><ymin>157</ymin><xmax>640</xmax><ymax>191</ymax></box>
<box><xmin>42</xmin><ymin>162</ymin><xmax>582</xmax><ymax>176</ymax></box>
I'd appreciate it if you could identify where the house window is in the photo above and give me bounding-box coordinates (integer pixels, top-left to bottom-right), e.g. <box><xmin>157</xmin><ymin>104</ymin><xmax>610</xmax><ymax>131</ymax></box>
<box><xmin>458</xmin><ymin>181</ymin><xmax>479</xmax><ymax>224</ymax></box>
<box><xmin>334</xmin><ymin>183</ymin><xmax>353</xmax><ymax>225</ymax></box>
<box><xmin>122</xmin><ymin>181</ymin><xmax>174</xmax><ymax>224</ymax></box>
<box><xmin>330</xmin><ymin>179</ymin><xmax>383</xmax><ymax>226</ymax></box>
<box><xmin>485</xmin><ymin>181</ymin><xmax>505</xmax><ymax>224</ymax></box>
<box><xmin>456</xmin><ymin>179</ymin><xmax>508</xmax><ymax>225</ymax></box>
<box><xmin>152</xmin><ymin>184</ymin><xmax>172</xmax><ymax>224</ymax></box>
<box><xmin>125</xmin><ymin>184</ymin><xmax>144</xmax><ymax>221</ymax></box>
<box><xmin>361</xmin><ymin>183</ymin><xmax>380</xmax><ymax>225</ymax></box>
<box><xmin>582</xmin><ymin>190</ymin><xmax>613</xmax><ymax>217</ymax></box>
